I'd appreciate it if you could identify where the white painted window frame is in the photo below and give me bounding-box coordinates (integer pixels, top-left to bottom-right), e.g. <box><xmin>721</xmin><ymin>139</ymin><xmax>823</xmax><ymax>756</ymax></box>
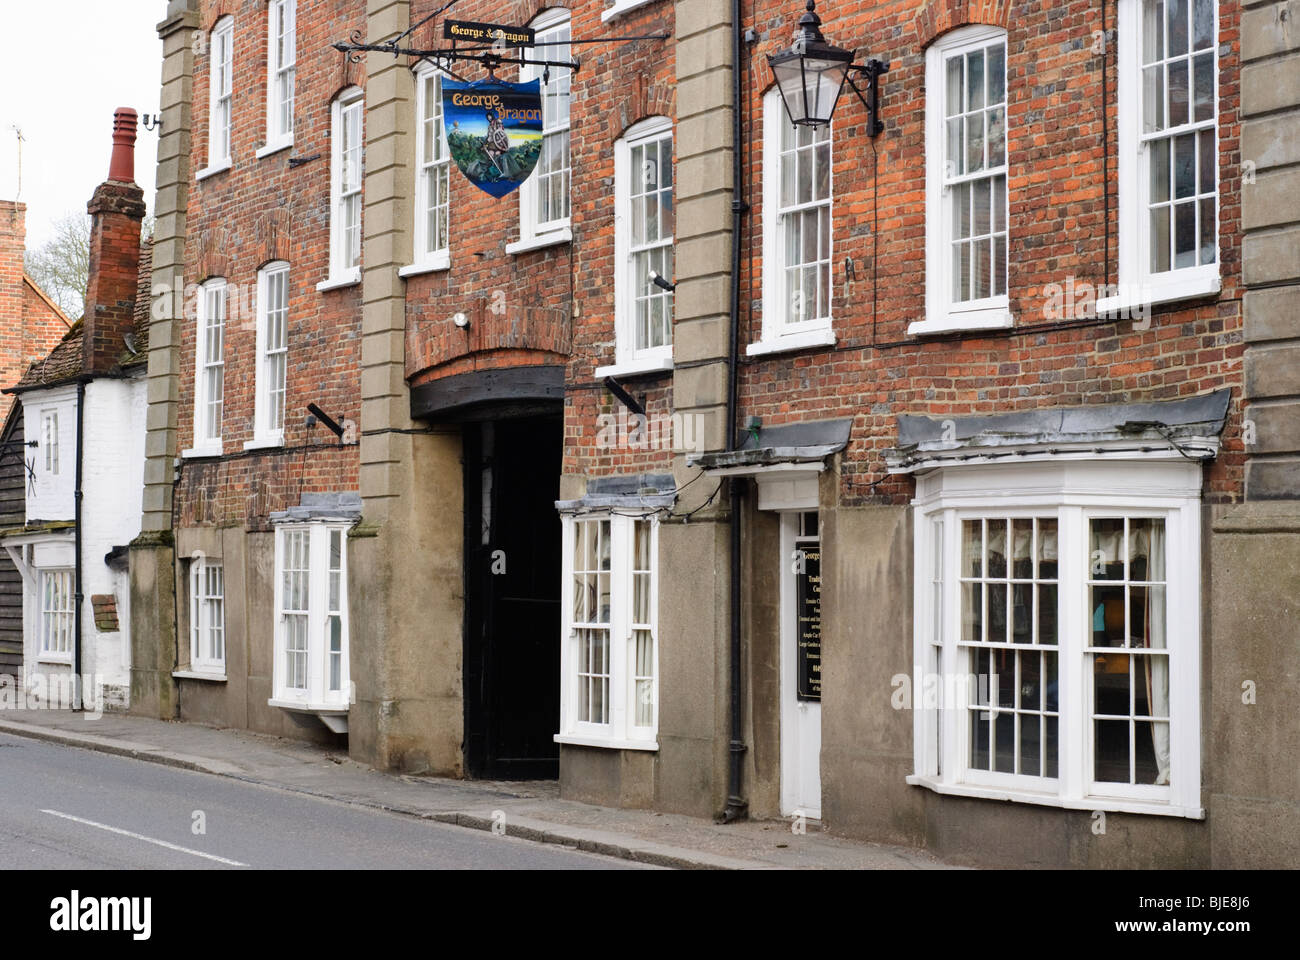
<box><xmin>260</xmin><ymin>0</ymin><xmax>296</xmax><ymax>157</ymax></box>
<box><xmin>556</xmin><ymin>513</ymin><xmax>659</xmax><ymax>750</ymax></box>
<box><xmin>271</xmin><ymin>522</ymin><xmax>351</xmax><ymax>710</ymax></box>
<box><xmin>908</xmin><ymin>458</ymin><xmax>1204</xmax><ymax>819</ymax></box>
<box><xmin>916</xmin><ymin>24</ymin><xmax>1013</xmax><ymax>336</ymax></box>
<box><xmin>248</xmin><ymin>261</ymin><xmax>289</xmax><ymax>449</ymax></box>
<box><xmin>598</xmin><ymin>116</ymin><xmax>675</xmax><ymax>377</ymax></box>
<box><xmin>200</xmin><ymin>16</ymin><xmax>234</xmax><ymax>178</ymax></box>
<box><xmin>38</xmin><ymin>567</ymin><xmax>74</xmax><ymax>663</ymax></box>
<box><xmin>185</xmin><ymin>278</ymin><xmax>226</xmax><ymax>458</ymax></box>
<box><xmin>1100</xmin><ymin>0</ymin><xmax>1221</xmax><ymax>315</ymax></box>
<box><xmin>509</xmin><ymin>8</ymin><xmax>572</xmax><ymax>255</ymax></box>
<box><xmin>403</xmin><ymin>62</ymin><xmax>452</xmax><ymax>276</ymax></box>
<box><xmin>190</xmin><ymin>558</ymin><xmax>226</xmax><ymax>675</ymax></box>
<box><xmin>41</xmin><ymin>411</ymin><xmax>59</xmax><ymax>475</ymax></box>
<box><xmin>319</xmin><ymin>88</ymin><xmax>364</xmax><ymax>291</ymax></box>
<box><xmin>750</xmin><ymin>86</ymin><xmax>836</xmax><ymax>357</ymax></box>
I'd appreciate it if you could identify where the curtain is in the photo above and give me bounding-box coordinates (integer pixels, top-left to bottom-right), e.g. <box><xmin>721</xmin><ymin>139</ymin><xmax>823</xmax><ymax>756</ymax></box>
<box><xmin>1144</xmin><ymin>523</ymin><xmax>1170</xmax><ymax>785</ymax></box>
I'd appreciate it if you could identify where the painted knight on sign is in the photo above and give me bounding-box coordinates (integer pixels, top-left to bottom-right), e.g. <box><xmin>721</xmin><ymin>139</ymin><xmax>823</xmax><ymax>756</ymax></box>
<box><xmin>442</xmin><ymin>79</ymin><xmax>544</xmax><ymax>197</ymax></box>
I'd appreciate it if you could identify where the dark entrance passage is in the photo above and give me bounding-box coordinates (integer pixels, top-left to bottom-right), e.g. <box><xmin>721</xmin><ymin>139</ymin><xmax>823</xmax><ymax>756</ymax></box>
<box><xmin>463</xmin><ymin>415</ymin><xmax>562</xmax><ymax>779</ymax></box>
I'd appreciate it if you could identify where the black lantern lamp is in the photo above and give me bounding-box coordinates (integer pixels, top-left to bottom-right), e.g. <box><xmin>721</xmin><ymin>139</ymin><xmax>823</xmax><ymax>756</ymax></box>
<box><xmin>768</xmin><ymin>1</ymin><xmax>890</xmax><ymax>136</ymax></box>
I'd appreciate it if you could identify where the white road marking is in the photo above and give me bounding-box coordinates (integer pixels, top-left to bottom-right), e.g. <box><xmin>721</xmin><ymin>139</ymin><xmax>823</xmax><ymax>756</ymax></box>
<box><xmin>40</xmin><ymin>809</ymin><xmax>248</xmax><ymax>867</ymax></box>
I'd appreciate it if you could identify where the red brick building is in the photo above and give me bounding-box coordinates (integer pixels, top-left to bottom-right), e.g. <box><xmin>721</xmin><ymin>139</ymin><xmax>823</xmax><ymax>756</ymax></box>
<box><xmin>131</xmin><ymin>0</ymin><xmax>1297</xmax><ymax>868</ymax></box>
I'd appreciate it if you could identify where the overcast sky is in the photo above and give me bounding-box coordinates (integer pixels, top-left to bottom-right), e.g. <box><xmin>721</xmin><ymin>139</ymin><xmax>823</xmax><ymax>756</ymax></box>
<box><xmin>0</xmin><ymin>3</ymin><xmax>162</xmax><ymax>250</ymax></box>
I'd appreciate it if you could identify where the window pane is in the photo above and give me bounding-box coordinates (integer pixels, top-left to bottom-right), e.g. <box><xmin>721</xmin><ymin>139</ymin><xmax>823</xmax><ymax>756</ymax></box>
<box><xmin>1168</xmin><ymin>60</ymin><xmax>1189</xmax><ymax>127</ymax></box>
<box><xmin>1144</xmin><ymin>0</ymin><xmax>1166</xmax><ymax>63</ymax></box>
<box><xmin>952</xmin><ymin>182</ymin><xmax>971</xmax><ymax>239</ymax></box>
<box><xmin>965</xmin><ymin>112</ymin><xmax>985</xmax><ymax>173</ymax></box>
<box><xmin>954</xmin><ymin>240</ymin><xmax>970</xmax><ymax>301</ymax></box>
<box><xmin>814</xmin><ymin>141</ymin><xmax>830</xmax><ymax>201</ymax></box>
<box><xmin>994</xmin><ymin>708</ymin><xmax>1015</xmax><ymax>773</ymax></box>
<box><xmin>1150</xmin><ymin>207</ymin><xmax>1171</xmax><ymax>272</ymax></box>
<box><xmin>1150</xmin><ymin>138</ymin><xmax>1170</xmax><ymax>203</ymax></box>
<box><xmin>961</xmin><ymin>518</ymin><xmax>982</xmax><ymax>576</ymax></box>
<box><xmin>946</xmin><ymin>118</ymin><xmax>963</xmax><ymax>176</ymax></box>
<box><xmin>1198</xmin><ymin>197</ymin><xmax>1215</xmax><ymax>265</ymax></box>
<box><xmin>966</xmin><ymin>49</ymin><xmax>984</xmax><ymax>112</ymax></box>
<box><xmin>1193</xmin><ymin>52</ymin><xmax>1214</xmax><ymax>122</ymax></box>
<box><xmin>972</xmin><ymin>237</ymin><xmax>989</xmax><ymax>300</ymax></box>
<box><xmin>1197</xmin><ymin>128</ymin><xmax>1215</xmax><ymax>195</ymax></box>
<box><xmin>987</xmin><ymin>107</ymin><xmax>1005</xmax><ymax>167</ymax></box>
<box><xmin>1143</xmin><ymin>66</ymin><xmax>1165</xmax><ymax>133</ymax></box>
<box><xmin>1095</xmin><ymin>718</ymin><xmax>1131</xmax><ymax>783</ymax></box>
<box><xmin>987</xmin><ymin>44</ymin><xmax>1005</xmax><ymax>106</ymax></box>
<box><xmin>945</xmin><ymin>56</ymin><xmax>963</xmax><ymax>118</ymax></box>
<box><xmin>1193</xmin><ymin>0</ymin><xmax>1213</xmax><ymax>49</ymax></box>
<box><xmin>993</xmin><ymin>233</ymin><xmax>1006</xmax><ymax>297</ymax></box>
<box><xmin>1168</xmin><ymin>0</ymin><xmax>1189</xmax><ymax>55</ymax></box>
<box><xmin>1174</xmin><ymin>201</ymin><xmax>1196</xmax><ymax>268</ymax></box>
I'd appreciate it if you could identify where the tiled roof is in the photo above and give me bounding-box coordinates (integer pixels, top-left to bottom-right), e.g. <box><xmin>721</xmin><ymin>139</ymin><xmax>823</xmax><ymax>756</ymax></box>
<box><xmin>10</xmin><ymin>240</ymin><xmax>152</xmax><ymax>391</ymax></box>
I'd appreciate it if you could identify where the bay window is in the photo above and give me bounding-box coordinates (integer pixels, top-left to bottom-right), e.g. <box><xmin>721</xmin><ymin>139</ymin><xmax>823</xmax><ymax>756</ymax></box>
<box><xmin>598</xmin><ymin>117</ymin><xmax>674</xmax><ymax>376</ymax></box>
<box><xmin>909</xmin><ymin>460</ymin><xmax>1202</xmax><ymax>817</ymax></box>
<box><xmin>511</xmin><ymin>8</ymin><xmax>571</xmax><ymax>253</ymax></box>
<box><xmin>272</xmin><ymin>523</ymin><xmax>350</xmax><ymax>709</ymax></box>
<box><xmin>556</xmin><ymin>514</ymin><xmax>658</xmax><ymax>748</ymax></box>
<box><xmin>918</xmin><ymin>25</ymin><xmax>1010</xmax><ymax>335</ymax></box>
<box><xmin>1104</xmin><ymin>0</ymin><xmax>1220</xmax><ymax>313</ymax></box>
<box><xmin>752</xmin><ymin>86</ymin><xmax>834</xmax><ymax>355</ymax></box>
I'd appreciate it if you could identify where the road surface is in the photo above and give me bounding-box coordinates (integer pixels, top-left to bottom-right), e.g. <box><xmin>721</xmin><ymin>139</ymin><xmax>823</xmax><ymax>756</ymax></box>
<box><xmin>0</xmin><ymin>733</ymin><xmax>647</xmax><ymax>870</ymax></box>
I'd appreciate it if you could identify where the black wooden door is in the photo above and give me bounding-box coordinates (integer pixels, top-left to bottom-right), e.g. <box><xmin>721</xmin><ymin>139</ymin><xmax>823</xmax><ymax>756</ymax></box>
<box><xmin>463</xmin><ymin>416</ymin><xmax>562</xmax><ymax>779</ymax></box>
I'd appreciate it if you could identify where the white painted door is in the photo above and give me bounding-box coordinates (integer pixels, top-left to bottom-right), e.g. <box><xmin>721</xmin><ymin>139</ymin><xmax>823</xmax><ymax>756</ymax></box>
<box><xmin>780</xmin><ymin>511</ymin><xmax>822</xmax><ymax>820</ymax></box>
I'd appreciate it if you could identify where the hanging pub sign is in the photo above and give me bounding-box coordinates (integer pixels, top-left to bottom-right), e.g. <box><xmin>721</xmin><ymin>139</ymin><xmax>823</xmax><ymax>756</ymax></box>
<box><xmin>443</xmin><ymin>20</ymin><xmax>535</xmax><ymax>47</ymax></box>
<box><xmin>442</xmin><ymin>79</ymin><xmax>545</xmax><ymax>198</ymax></box>
<box><xmin>796</xmin><ymin>545</ymin><xmax>822</xmax><ymax>702</ymax></box>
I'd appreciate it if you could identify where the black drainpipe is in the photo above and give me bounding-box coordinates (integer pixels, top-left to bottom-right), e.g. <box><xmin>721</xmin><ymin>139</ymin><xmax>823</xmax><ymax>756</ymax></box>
<box><xmin>73</xmin><ymin>377</ymin><xmax>86</xmax><ymax>712</ymax></box>
<box><xmin>723</xmin><ymin>0</ymin><xmax>749</xmax><ymax>823</ymax></box>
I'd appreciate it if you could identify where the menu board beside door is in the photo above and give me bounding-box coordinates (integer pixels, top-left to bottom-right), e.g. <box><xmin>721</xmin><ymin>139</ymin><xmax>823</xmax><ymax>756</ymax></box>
<box><xmin>796</xmin><ymin>546</ymin><xmax>821</xmax><ymax>702</ymax></box>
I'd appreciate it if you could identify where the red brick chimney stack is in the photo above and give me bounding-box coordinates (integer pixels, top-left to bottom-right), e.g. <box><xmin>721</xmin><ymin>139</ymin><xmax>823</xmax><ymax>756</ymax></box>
<box><xmin>0</xmin><ymin>201</ymin><xmax>28</xmax><ymax>407</ymax></box>
<box><xmin>82</xmin><ymin>108</ymin><xmax>145</xmax><ymax>376</ymax></box>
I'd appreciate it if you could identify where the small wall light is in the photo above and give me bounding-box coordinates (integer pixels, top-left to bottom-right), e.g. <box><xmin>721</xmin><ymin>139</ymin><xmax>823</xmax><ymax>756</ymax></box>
<box><xmin>453</xmin><ymin>312</ymin><xmax>470</xmax><ymax>329</ymax></box>
<box><xmin>648</xmin><ymin>269</ymin><xmax>676</xmax><ymax>292</ymax></box>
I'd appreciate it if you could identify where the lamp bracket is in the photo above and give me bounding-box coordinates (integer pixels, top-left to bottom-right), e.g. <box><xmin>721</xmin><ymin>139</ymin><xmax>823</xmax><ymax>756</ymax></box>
<box><xmin>846</xmin><ymin>59</ymin><xmax>890</xmax><ymax>138</ymax></box>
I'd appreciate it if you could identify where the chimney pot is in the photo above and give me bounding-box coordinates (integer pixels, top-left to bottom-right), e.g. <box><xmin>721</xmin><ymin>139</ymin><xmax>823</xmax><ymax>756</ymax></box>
<box><xmin>109</xmin><ymin>108</ymin><xmax>139</xmax><ymax>184</ymax></box>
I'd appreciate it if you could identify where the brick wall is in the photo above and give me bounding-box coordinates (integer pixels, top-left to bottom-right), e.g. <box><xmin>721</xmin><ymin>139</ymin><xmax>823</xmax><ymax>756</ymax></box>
<box><xmin>402</xmin><ymin>0</ymin><xmax>681</xmax><ymax>480</ymax></box>
<box><xmin>405</xmin><ymin>0</ymin><xmax>1244</xmax><ymax>500</ymax></box>
<box><xmin>0</xmin><ymin>202</ymin><xmax>27</xmax><ymax>405</ymax></box>
<box><xmin>0</xmin><ymin>200</ymin><xmax>75</xmax><ymax>421</ymax></box>
<box><xmin>736</xmin><ymin>0</ymin><xmax>1245</xmax><ymax>503</ymax></box>
<box><xmin>177</xmin><ymin>0</ymin><xmax>367</xmax><ymax>526</ymax></box>
<box><xmin>178</xmin><ymin>0</ymin><xmax>1246</xmax><ymax>517</ymax></box>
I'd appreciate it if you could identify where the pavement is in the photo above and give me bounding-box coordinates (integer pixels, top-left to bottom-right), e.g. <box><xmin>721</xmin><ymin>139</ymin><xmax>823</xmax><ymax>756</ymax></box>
<box><xmin>0</xmin><ymin>708</ymin><xmax>960</xmax><ymax>870</ymax></box>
